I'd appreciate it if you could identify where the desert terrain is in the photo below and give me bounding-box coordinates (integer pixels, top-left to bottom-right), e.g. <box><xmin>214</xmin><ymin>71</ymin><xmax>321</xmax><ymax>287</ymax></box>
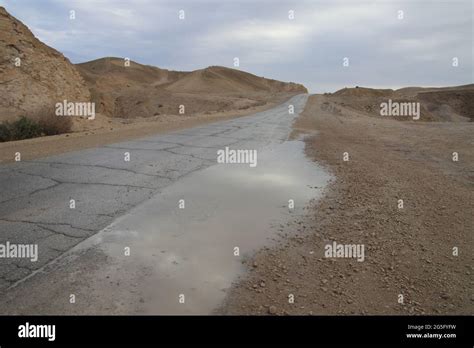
<box><xmin>219</xmin><ymin>89</ymin><xmax>473</xmax><ymax>315</ymax></box>
<box><xmin>328</xmin><ymin>85</ymin><xmax>473</xmax><ymax>122</ymax></box>
<box><xmin>0</xmin><ymin>4</ymin><xmax>472</xmax><ymax>318</ymax></box>
<box><xmin>0</xmin><ymin>5</ymin><xmax>305</xmax><ymax>159</ymax></box>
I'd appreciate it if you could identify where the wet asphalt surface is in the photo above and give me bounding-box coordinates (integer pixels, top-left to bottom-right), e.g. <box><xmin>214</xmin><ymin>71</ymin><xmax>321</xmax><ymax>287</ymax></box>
<box><xmin>0</xmin><ymin>94</ymin><xmax>309</xmax><ymax>292</ymax></box>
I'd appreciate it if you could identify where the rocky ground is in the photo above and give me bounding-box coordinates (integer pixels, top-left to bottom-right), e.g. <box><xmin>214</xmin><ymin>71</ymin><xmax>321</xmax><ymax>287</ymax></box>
<box><xmin>219</xmin><ymin>94</ymin><xmax>473</xmax><ymax>315</ymax></box>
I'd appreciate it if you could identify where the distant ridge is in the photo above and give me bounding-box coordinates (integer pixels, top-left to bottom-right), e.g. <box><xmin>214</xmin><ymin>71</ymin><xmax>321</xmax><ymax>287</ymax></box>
<box><xmin>330</xmin><ymin>85</ymin><xmax>474</xmax><ymax>122</ymax></box>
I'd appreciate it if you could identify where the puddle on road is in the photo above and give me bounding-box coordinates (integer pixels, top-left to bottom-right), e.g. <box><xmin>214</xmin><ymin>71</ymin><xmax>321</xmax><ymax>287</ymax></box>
<box><xmin>75</xmin><ymin>139</ymin><xmax>331</xmax><ymax>314</ymax></box>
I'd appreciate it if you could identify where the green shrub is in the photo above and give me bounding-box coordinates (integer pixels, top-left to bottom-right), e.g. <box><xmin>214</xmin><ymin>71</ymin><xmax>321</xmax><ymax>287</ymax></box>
<box><xmin>10</xmin><ymin>116</ymin><xmax>43</xmax><ymax>140</ymax></box>
<box><xmin>0</xmin><ymin>106</ymin><xmax>73</xmax><ymax>142</ymax></box>
<box><xmin>0</xmin><ymin>122</ymin><xmax>12</xmax><ymax>142</ymax></box>
<box><xmin>0</xmin><ymin>117</ymin><xmax>42</xmax><ymax>142</ymax></box>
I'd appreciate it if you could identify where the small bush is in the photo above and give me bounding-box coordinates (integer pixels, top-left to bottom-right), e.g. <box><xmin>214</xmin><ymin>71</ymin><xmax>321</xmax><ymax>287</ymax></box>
<box><xmin>0</xmin><ymin>106</ymin><xmax>72</xmax><ymax>142</ymax></box>
<box><xmin>10</xmin><ymin>116</ymin><xmax>43</xmax><ymax>140</ymax></box>
<box><xmin>36</xmin><ymin>108</ymin><xmax>72</xmax><ymax>136</ymax></box>
<box><xmin>0</xmin><ymin>117</ymin><xmax>42</xmax><ymax>142</ymax></box>
<box><xmin>0</xmin><ymin>122</ymin><xmax>12</xmax><ymax>142</ymax></box>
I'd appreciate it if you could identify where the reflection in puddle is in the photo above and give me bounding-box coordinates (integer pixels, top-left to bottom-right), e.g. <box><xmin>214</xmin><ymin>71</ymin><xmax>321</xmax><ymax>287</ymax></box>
<box><xmin>76</xmin><ymin>140</ymin><xmax>331</xmax><ymax>314</ymax></box>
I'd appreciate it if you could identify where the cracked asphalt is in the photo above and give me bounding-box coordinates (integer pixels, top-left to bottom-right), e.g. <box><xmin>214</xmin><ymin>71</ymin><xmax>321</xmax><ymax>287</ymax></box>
<box><xmin>0</xmin><ymin>94</ymin><xmax>308</xmax><ymax>291</ymax></box>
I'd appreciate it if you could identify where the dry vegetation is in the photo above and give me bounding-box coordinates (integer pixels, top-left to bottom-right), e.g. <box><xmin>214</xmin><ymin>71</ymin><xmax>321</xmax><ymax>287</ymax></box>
<box><xmin>0</xmin><ymin>106</ymin><xmax>72</xmax><ymax>142</ymax></box>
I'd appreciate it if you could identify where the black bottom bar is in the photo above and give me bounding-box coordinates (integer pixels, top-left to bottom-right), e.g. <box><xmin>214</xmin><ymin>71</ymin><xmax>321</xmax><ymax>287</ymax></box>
<box><xmin>0</xmin><ymin>315</ymin><xmax>472</xmax><ymax>346</ymax></box>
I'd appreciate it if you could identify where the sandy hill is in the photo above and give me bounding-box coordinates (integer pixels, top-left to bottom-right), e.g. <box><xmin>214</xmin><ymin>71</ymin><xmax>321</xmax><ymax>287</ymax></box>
<box><xmin>76</xmin><ymin>57</ymin><xmax>187</xmax><ymax>88</ymax></box>
<box><xmin>395</xmin><ymin>84</ymin><xmax>474</xmax><ymax>97</ymax></box>
<box><xmin>0</xmin><ymin>6</ymin><xmax>307</xmax><ymax>137</ymax></box>
<box><xmin>332</xmin><ymin>86</ymin><xmax>395</xmax><ymax>98</ymax></box>
<box><xmin>329</xmin><ymin>85</ymin><xmax>474</xmax><ymax>122</ymax></box>
<box><xmin>77</xmin><ymin>60</ymin><xmax>307</xmax><ymax>119</ymax></box>
<box><xmin>0</xmin><ymin>6</ymin><xmax>90</xmax><ymax>122</ymax></box>
<box><xmin>165</xmin><ymin>66</ymin><xmax>307</xmax><ymax>95</ymax></box>
<box><xmin>76</xmin><ymin>57</ymin><xmax>190</xmax><ymax>118</ymax></box>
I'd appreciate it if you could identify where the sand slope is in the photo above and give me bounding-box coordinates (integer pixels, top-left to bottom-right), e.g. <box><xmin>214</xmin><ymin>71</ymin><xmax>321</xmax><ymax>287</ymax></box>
<box><xmin>75</xmin><ymin>57</ymin><xmax>188</xmax><ymax>118</ymax></box>
<box><xmin>330</xmin><ymin>85</ymin><xmax>474</xmax><ymax>122</ymax></box>
<box><xmin>77</xmin><ymin>58</ymin><xmax>307</xmax><ymax>120</ymax></box>
<box><xmin>0</xmin><ymin>6</ymin><xmax>90</xmax><ymax>122</ymax></box>
<box><xmin>165</xmin><ymin>66</ymin><xmax>307</xmax><ymax>94</ymax></box>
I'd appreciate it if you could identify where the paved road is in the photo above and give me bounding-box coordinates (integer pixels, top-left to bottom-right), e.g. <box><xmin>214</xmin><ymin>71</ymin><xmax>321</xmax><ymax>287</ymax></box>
<box><xmin>0</xmin><ymin>94</ymin><xmax>308</xmax><ymax>291</ymax></box>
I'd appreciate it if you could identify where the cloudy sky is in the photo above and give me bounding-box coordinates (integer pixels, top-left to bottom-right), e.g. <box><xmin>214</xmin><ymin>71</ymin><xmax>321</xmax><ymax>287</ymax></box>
<box><xmin>1</xmin><ymin>0</ymin><xmax>472</xmax><ymax>92</ymax></box>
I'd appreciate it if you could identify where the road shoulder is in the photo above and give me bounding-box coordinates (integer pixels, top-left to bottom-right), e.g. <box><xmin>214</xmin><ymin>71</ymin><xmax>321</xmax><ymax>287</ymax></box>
<box><xmin>219</xmin><ymin>94</ymin><xmax>473</xmax><ymax>315</ymax></box>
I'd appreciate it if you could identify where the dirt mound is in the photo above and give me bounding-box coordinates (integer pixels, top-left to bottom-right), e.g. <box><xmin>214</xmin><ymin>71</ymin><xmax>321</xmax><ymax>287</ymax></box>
<box><xmin>77</xmin><ymin>57</ymin><xmax>187</xmax><ymax>89</ymax></box>
<box><xmin>76</xmin><ymin>57</ymin><xmax>189</xmax><ymax>117</ymax></box>
<box><xmin>77</xmin><ymin>60</ymin><xmax>270</xmax><ymax>118</ymax></box>
<box><xmin>329</xmin><ymin>85</ymin><xmax>473</xmax><ymax>122</ymax></box>
<box><xmin>0</xmin><ymin>6</ymin><xmax>90</xmax><ymax>123</ymax></box>
<box><xmin>166</xmin><ymin>66</ymin><xmax>307</xmax><ymax>95</ymax></box>
<box><xmin>415</xmin><ymin>87</ymin><xmax>474</xmax><ymax>121</ymax></box>
<box><xmin>77</xmin><ymin>60</ymin><xmax>306</xmax><ymax>119</ymax></box>
<box><xmin>332</xmin><ymin>86</ymin><xmax>394</xmax><ymax>98</ymax></box>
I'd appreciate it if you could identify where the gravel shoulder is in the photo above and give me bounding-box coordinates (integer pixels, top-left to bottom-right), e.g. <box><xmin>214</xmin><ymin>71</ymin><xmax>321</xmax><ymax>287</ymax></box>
<box><xmin>220</xmin><ymin>94</ymin><xmax>473</xmax><ymax>315</ymax></box>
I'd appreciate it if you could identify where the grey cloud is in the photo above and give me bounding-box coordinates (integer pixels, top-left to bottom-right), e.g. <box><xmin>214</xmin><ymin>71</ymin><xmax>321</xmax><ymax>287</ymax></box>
<box><xmin>1</xmin><ymin>0</ymin><xmax>471</xmax><ymax>92</ymax></box>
